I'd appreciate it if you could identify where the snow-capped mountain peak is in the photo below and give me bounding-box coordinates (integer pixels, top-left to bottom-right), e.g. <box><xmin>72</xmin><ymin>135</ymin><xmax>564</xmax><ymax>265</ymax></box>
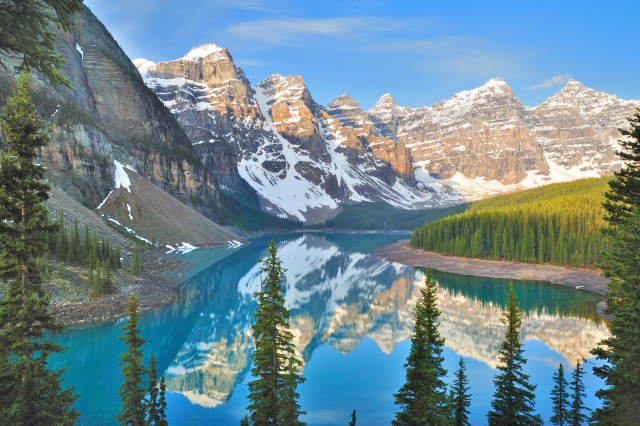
<box><xmin>179</xmin><ymin>43</ymin><xmax>224</xmax><ymax>61</ymax></box>
<box><xmin>132</xmin><ymin>58</ymin><xmax>155</xmax><ymax>78</ymax></box>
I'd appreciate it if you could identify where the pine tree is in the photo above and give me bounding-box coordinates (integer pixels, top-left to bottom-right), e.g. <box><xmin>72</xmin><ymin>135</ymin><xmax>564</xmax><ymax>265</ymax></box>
<box><xmin>568</xmin><ymin>359</ymin><xmax>588</xmax><ymax>426</ymax></box>
<box><xmin>117</xmin><ymin>291</ymin><xmax>147</xmax><ymax>426</ymax></box>
<box><xmin>591</xmin><ymin>111</ymin><xmax>640</xmax><ymax>424</ymax></box>
<box><xmin>550</xmin><ymin>363</ymin><xmax>569</xmax><ymax>426</ymax></box>
<box><xmin>349</xmin><ymin>409</ymin><xmax>356</xmax><ymax>426</ymax></box>
<box><xmin>246</xmin><ymin>240</ymin><xmax>305</xmax><ymax>426</ymax></box>
<box><xmin>0</xmin><ymin>71</ymin><xmax>78</xmax><ymax>423</ymax></box>
<box><xmin>0</xmin><ymin>0</ymin><xmax>83</xmax><ymax>87</ymax></box>
<box><xmin>241</xmin><ymin>415</ymin><xmax>250</xmax><ymax>426</ymax></box>
<box><xmin>451</xmin><ymin>357</ymin><xmax>472</xmax><ymax>426</ymax></box>
<box><xmin>157</xmin><ymin>376</ymin><xmax>168</xmax><ymax>426</ymax></box>
<box><xmin>487</xmin><ymin>283</ymin><xmax>542</xmax><ymax>425</ymax></box>
<box><xmin>132</xmin><ymin>246</ymin><xmax>140</xmax><ymax>277</ymax></box>
<box><xmin>393</xmin><ymin>266</ymin><xmax>449</xmax><ymax>425</ymax></box>
<box><xmin>93</xmin><ymin>258</ymin><xmax>101</xmax><ymax>296</ymax></box>
<box><xmin>146</xmin><ymin>354</ymin><xmax>160</xmax><ymax>425</ymax></box>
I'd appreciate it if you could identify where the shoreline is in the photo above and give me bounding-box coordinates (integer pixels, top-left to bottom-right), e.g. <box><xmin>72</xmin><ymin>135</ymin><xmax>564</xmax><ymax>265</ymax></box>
<box><xmin>51</xmin><ymin>248</ymin><xmax>183</xmax><ymax>326</ymax></box>
<box><xmin>376</xmin><ymin>239</ymin><xmax>609</xmax><ymax>295</ymax></box>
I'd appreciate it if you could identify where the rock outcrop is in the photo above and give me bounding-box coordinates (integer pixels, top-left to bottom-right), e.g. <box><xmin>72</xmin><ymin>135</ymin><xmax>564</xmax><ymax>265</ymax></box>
<box><xmin>0</xmin><ymin>6</ymin><xmax>218</xmax><ymax>214</ymax></box>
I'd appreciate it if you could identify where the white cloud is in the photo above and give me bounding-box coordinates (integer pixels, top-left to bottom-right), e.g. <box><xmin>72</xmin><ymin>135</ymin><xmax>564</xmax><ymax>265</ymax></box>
<box><xmin>228</xmin><ymin>17</ymin><xmax>419</xmax><ymax>45</ymax></box>
<box><xmin>369</xmin><ymin>37</ymin><xmax>528</xmax><ymax>78</ymax></box>
<box><xmin>526</xmin><ymin>74</ymin><xmax>571</xmax><ymax>90</ymax></box>
<box><xmin>235</xmin><ymin>59</ymin><xmax>268</xmax><ymax>68</ymax></box>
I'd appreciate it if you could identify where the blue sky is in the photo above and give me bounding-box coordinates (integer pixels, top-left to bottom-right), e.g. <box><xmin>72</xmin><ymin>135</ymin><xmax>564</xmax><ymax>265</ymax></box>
<box><xmin>84</xmin><ymin>0</ymin><xmax>640</xmax><ymax>110</ymax></box>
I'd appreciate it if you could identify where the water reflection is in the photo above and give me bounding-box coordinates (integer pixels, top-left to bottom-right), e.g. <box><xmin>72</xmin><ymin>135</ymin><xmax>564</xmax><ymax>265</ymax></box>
<box><xmin>163</xmin><ymin>234</ymin><xmax>609</xmax><ymax>408</ymax></box>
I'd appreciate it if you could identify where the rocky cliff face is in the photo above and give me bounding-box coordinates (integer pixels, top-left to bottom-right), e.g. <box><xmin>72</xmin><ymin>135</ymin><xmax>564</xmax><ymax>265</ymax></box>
<box><xmin>528</xmin><ymin>80</ymin><xmax>636</xmax><ymax>174</ymax></box>
<box><xmin>137</xmin><ymin>48</ymin><xmax>443</xmax><ymax>223</ymax></box>
<box><xmin>369</xmin><ymin>79</ymin><xmax>549</xmax><ymax>184</ymax></box>
<box><xmin>365</xmin><ymin>79</ymin><xmax>639</xmax><ymax>199</ymax></box>
<box><xmin>326</xmin><ymin>94</ymin><xmax>415</xmax><ymax>184</ymax></box>
<box><xmin>0</xmin><ymin>6</ymin><xmax>218</xmax><ymax>213</ymax></box>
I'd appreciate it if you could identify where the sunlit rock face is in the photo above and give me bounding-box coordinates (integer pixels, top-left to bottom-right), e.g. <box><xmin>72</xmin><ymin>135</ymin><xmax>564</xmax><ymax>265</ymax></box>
<box><xmin>163</xmin><ymin>235</ymin><xmax>609</xmax><ymax>407</ymax></box>
<box><xmin>0</xmin><ymin>8</ymin><xmax>217</xmax><ymax>211</ymax></box>
<box><xmin>365</xmin><ymin>79</ymin><xmax>639</xmax><ymax>200</ymax></box>
<box><xmin>136</xmin><ymin>46</ymin><xmax>453</xmax><ymax>223</ymax></box>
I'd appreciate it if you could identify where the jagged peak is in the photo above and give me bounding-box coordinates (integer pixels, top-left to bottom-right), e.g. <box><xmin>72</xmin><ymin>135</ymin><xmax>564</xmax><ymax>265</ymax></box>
<box><xmin>258</xmin><ymin>73</ymin><xmax>305</xmax><ymax>89</ymax></box>
<box><xmin>475</xmin><ymin>78</ymin><xmax>513</xmax><ymax>95</ymax></box>
<box><xmin>132</xmin><ymin>58</ymin><xmax>155</xmax><ymax>77</ymax></box>
<box><xmin>371</xmin><ymin>93</ymin><xmax>398</xmax><ymax>110</ymax></box>
<box><xmin>327</xmin><ymin>94</ymin><xmax>360</xmax><ymax>109</ymax></box>
<box><xmin>179</xmin><ymin>43</ymin><xmax>225</xmax><ymax>61</ymax></box>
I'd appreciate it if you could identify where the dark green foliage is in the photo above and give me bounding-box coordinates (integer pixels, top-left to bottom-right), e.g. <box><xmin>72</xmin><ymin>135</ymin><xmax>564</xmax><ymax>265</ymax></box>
<box><xmin>117</xmin><ymin>291</ymin><xmax>147</xmax><ymax>426</ymax></box>
<box><xmin>48</xmin><ymin>215</ymin><xmax>119</xmax><ymax>296</ymax></box>
<box><xmin>349</xmin><ymin>409</ymin><xmax>356</xmax><ymax>426</ymax></box>
<box><xmin>0</xmin><ymin>0</ymin><xmax>83</xmax><ymax>87</ymax></box>
<box><xmin>146</xmin><ymin>354</ymin><xmax>160</xmax><ymax>425</ymax></box>
<box><xmin>487</xmin><ymin>284</ymin><xmax>542</xmax><ymax>425</ymax></box>
<box><xmin>393</xmin><ymin>266</ymin><xmax>449</xmax><ymax>425</ymax></box>
<box><xmin>0</xmin><ymin>71</ymin><xmax>78</xmax><ymax>423</ymax></box>
<box><xmin>247</xmin><ymin>240</ymin><xmax>306</xmax><ymax>425</ymax></box>
<box><xmin>157</xmin><ymin>376</ymin><xmax>168</xmax><ymax>426</ymax></box>
<box><xmin>451</xmin><ymin>358</ymin><xmax>471</xmax><ymax>426</ymax></box>
<box><xmin>411</xmin><ymin>178</ymin><xmax>611</xmax><ymax>268</ymax></box>
<box><xmin>568</xmin><ymin>359</ymin><xmax>588</xmax><ymax>426</ymax></box>
<box><xmin>132</xmin><ymin>246</ymin><xmax>140</xmax><ymax>277</ymax></box>
<box><xmin>590</xmin><ymin>111</ymin><xmax>640</xmax><ymax>425</ymax></box>
<box><xmin>310</xmin><ymin>202</ymin><xmax>468</xmax><ymax>230</ymax></box>
<box><xmin>241</xmin><ymin>414</ymin><xmax>250</xmax><ymax>426</ymax></box>
<box><xmin>550</xmin><ymin>363</ymin><xmax>569</xmax><ymax>426</ymax></box>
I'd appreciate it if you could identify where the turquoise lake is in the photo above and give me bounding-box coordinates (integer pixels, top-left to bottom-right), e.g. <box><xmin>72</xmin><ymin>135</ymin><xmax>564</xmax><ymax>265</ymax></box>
<box><xmin>50</xmin><ymin>232</ymin><xmax>609</xmax><ymax>425</ymax></box>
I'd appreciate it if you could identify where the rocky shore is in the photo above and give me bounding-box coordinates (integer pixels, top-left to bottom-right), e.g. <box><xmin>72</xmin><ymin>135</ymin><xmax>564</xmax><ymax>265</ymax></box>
<box><xmin>51</xmin><ymin>248</ymin><xmax>182</xmax><ymax>326</ymax></box>
<box><xmin>376</xmin><ymin>239</ymin><xmax>609</xmax><ymax>295</ymax></box>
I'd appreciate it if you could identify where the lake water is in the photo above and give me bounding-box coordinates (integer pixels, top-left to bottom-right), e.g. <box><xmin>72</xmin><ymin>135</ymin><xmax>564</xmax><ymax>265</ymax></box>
<box><xmin>50</xmin><ymin>232</ymin><xmax>609</xmax><ymax>425</ymax></box>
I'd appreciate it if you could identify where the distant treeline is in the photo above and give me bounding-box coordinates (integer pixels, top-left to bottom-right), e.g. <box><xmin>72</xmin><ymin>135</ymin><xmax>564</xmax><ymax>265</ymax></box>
<box><xmin>410</xmin><ymin>178</ymin><xmax>611</xmax><ymax>268</ymax></box>
<box><xmin>311</xmin><ymin>202</ymin><xmax>469</xmax><ymax>231</ymax></box>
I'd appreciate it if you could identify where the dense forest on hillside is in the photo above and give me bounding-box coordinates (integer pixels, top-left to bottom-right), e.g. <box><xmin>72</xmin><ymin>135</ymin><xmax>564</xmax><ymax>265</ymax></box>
<box><xmin>312</xmin><ymin>202</ymin><xmax>468</xmax><ymax>230</ymax></box>
<box><xmin>410</xmin><ymin>178</ymin><xmax>611</xmax><ymax>268</ymax></box>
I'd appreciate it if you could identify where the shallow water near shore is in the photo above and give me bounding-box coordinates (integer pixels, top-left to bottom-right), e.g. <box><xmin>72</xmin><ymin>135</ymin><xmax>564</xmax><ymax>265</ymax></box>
<box><xmin>49</xmin><ymin>232</ymin><xmax>609</xmax><ymax>425</ymax></box>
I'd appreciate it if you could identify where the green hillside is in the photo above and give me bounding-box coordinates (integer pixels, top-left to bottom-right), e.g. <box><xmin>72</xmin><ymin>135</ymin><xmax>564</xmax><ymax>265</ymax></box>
<box><xmin>410</xmin><ymin>178</ymin><xmax>612</xmax><ymax>268</ymax></box>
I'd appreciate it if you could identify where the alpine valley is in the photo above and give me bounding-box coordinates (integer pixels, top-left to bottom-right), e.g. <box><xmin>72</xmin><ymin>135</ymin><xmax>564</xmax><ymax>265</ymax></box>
<box><xmin>1</xmin><ymin>5</ymin><xmax>638</xmax><ymax>231</ymax></box>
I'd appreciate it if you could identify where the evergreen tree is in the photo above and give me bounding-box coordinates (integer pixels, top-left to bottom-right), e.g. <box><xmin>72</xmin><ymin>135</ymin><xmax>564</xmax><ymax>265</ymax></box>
<box><xmin>157</xmin><ymin>376</ymin><xmax>168</xmax><ymax>426</ymax></box>
<box><xmin>349</xmin><ymin>409</ymin><xmax>356</xmax><ymax>426</ymax></box>
<box><xmin>0</xmin><ymin>71</ymin><xmax>78</xmax><ymax>423</ymax></box>
<box><xmin>0</xmin><ymin>0</ymin><xmax>83</xmax><ymax>87</ymax></box>
<box><xmin>487</xmin><ymin>283</ymin><xmax>542</xmax><ymax>425</ymax></box>
<box><xmin>550</xmin><ymin>363</ymin><xmax>569</xmax><ymax>426</ymax></box>
<box><xmin>246</xmin><ymin>240</ymin><xmax>305</xmax><ymax>425</ymax></box>
<box><xmin>117</xmin><ymin>291</ymin><xmax>147</xmax><ymax>426</ymax></box>
<box><xmin>451</xmin><ymin>357</ymin><xmax>472</xmax><ymax>426</ymax></box>
<box><xmin>146</xmin><ymin>354</ymin><xmax>160</xmax><ymax>425</ymax></box>
<box><xmin>393</xmin><ymin>266</ymin><xmax>449</xmax><ymax>425</ymax></box>
<box><xmin>568</xmin><ymin>359</ymin><xmax>588</xmax><ymax>426</ymax></box>
<box><xmin>591</xmin><ymin>111</ymin><xmax>640</xmax><ymax>424</ymax></box>
<box><xmin>132</xmin><ymin>246</ymin><xmax>140</xmax><ymax>277</ymax></box>
<box><xmin>93</xmin><ymin>258</ymin><xmax>101</xmax><ymax>296</ymax></box>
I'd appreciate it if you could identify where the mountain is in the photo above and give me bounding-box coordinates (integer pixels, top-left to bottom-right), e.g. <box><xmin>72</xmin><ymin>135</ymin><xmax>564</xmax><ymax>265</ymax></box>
<box><xmin>136</xmin><ymin>46</ymin><xmax>457</xmax><ymax>223</ymax></box>
<box><xmin>136</xmin><ymin>44</ymin><xmax>638</xmax><ymax>221</ymax></box>
<box><xmin>0</xmin><ymin>6</ymin><xmax>220</xmax><ymax>226</ymax></box>
<box><xmin>366</xmin><ymin>78</ymin><xmax>639</xmax><ymax>200</ymax></box>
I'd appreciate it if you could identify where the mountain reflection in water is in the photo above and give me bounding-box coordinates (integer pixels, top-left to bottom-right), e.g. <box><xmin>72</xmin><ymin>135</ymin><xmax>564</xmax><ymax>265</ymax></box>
<box><xmin>49</xmin><ymin>233</ymin><xmax>608</xmax><ymax>424</ymax></box>
<box><xmin>163</xmin><ymin>234</ymin><xmax>609</xmax><ymax>409</ymax></box>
